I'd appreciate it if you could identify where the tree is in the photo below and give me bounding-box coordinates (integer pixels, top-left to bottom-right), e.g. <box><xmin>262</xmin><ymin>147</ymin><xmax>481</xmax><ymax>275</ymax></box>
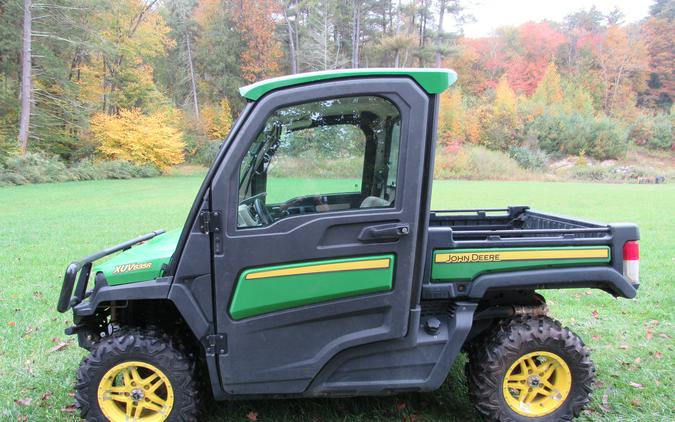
<box><xmin>281</xmin><ymin>0</ymin><xmax>299</xmax><ymax>74</ymax></box>
<box><xmin>493</xmin><ymin>76</ymin><xmax>517</xmax><ymax>116</ymax></box>
<box><xmin>434</xmin><ymin>0</ymin><xmax>465</xmax><ymax>67</ymax></box>
<box><xmin>564</xmin><ymin>6</ymin><xmax>605</xmax><ymax>33</ymax></box>
<box><xmin>505</xmin><ymin>22</ymin><xmax>565</xmax><ymax>95</ymax></box>
<box><xmin>479</xmin><ymin>75</ymin><xmax>522</xmax><ymax>151</ymax></box>
<box><xmin>299</xmin><ymin>2</ymin><xmax>346</xmax><ymax>71</ymax></box>
<box><xmin>532</xmin><ymin>62</ymin><xmax>563</xmax><ymax>105</ymax></box>
<box><xmin>605</xmin><ymin>7</ymin><xmax>625</xmax><ymax>26</ymax></box>
<box><xmin>232</xmin><ymin>0</ymin><xmax>283</xmax><ymax>82</ymax></box>
<box><xmin>18</xmin><ymin>0</ymin><xmax>31</xmax><ymax>154</ymax></box>
<box><xmin>86</xmin><ymin>0</ymin><xmax>173</xmax><ymax>115</ymax></box>
<box><xmin>580</xmin><ymin>25</ymin><xmax>649</xmax><ymax>114</ymax></box>
<box><xmin>192</xmin><ymin>0</ymin><xmax>243</xmax><ymax>107</ymax></box>
<box><xmin>438</xmin><ymin>87</ymin><xmax>464</xmax><ymax>143</ymax></box>
<box><xmin>351</xmin><ymin>0</ymin><xmax>363</xmax><ymax>67</ymax></box>
<box><xmin>379</xmin><ymin>33</ymin><xmax>416</xmax><ymax>67</ymax></box>
<box><xmin>165</xmin><ymin>0</ymin><xmax>201</xmax><ymax>117</ymax></box>
<box><xmin>200</xmin><ymin>99</ymin><xmax>233</xmax><ymax>140</ymax></box>
<box><xmin>641</xmin><ymin>3</ymin><xmax>674</xmax><ymax>110</ymax></box>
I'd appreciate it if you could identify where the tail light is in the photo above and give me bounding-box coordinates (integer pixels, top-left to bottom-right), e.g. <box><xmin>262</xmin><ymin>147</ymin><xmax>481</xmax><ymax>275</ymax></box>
<box><xmin>623</xmin><ymin>241</ymin><xmax>640</xmax><ymax>285</ymax></box>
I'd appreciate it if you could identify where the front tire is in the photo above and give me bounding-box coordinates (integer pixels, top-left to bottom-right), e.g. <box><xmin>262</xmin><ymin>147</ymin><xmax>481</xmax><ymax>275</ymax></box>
<box><xmin>75</xmin><ymin>328</ymin><xmax>200</xmax><ymax>421</ymax></box>
<box><xmin>466</xmin><ymin>316</ymin><xmax>594</xmax><ymax>421</ymax></box>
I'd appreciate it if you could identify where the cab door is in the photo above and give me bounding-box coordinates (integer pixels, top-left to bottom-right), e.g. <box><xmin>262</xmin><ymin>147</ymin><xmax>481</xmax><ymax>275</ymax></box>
<box><xmin>210</xmin><ymin>78</ymin><xmax>432</xmax><ymax>394</ymax></box>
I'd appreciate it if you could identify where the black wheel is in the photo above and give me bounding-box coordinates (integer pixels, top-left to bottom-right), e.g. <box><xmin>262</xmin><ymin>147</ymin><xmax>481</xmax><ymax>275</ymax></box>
<box><xmin>466</xmin><ymin>316</ymin><xmax>595</xmax><ymax>421</ymax></box>
<box><xmin>75</xmin><ymin>327</ymin><xmax>200</xmax><ymax>422</ymax></box>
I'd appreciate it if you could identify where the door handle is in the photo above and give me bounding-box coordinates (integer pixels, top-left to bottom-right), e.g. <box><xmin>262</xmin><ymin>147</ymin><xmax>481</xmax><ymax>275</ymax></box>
<box><xmin>358</xmin><ymin>223</ymin><xmax>410</xmax><ymax>242</ymax></box>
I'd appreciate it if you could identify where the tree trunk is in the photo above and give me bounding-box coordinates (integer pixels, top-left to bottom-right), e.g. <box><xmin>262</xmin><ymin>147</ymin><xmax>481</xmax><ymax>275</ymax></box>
<box><xmin>435</xmin><ymin>0</ymin><xmax>446</xmax><ymax>67</ymax></box>
<box><xmin>418</xmin><ymin>0</ymin><xmax>427</xmax><ymax>67</ymax></box>
<box><xmin>351</xmin><ymin>0</ymin><xmax>361</xmax><ymax>68</ymax></box>
<box><xmin>18</xmin><ymin>0</ymin><xmax>32</xmax><ymax>154</ymax></box>
<box><xmin>283</xmin><ymin>3</ymin><xmax>298</xmax><ymax>74</ymax></box>
<box><xmin>185</xmin><ymin>34</ymin><xmax>199</xmax><ymax>117</ymax></box>
<box><xmin>322</xmin><ymin>9</ymin><xmax>328</xmax><ymax>70</ymax></box>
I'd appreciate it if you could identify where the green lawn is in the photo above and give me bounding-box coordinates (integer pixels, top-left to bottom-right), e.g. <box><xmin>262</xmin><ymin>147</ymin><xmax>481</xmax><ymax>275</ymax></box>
<box><xmin>0</xmin><ymin>176</ymin><xmax>673</xmax><ymax>421</ymax></box>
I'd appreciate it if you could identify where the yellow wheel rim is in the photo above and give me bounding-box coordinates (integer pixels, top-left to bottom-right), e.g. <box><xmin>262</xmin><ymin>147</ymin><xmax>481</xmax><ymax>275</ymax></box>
<box><xmin>502</xmin><ymin>351</ymin><xmax>572</xmax><ymax>417</ymax></box>
<box><xmin>97</xmin><ymin>361</ymin><xmax>174</xmax><ymax>422</ymax></box>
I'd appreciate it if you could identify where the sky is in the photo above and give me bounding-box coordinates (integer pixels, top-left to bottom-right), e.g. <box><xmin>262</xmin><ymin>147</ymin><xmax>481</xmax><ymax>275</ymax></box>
<box><xmin>456</xmin><ymin>0</ymin><xmax>652</xmax><ymax>37</ymax></box>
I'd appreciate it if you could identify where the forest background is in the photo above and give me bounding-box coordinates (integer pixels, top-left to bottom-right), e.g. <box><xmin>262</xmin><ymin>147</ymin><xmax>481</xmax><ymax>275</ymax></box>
<box><xmin>0</xmin><ymin>0</ymin><xmax>673</xmax><ymax>185</ymax></box>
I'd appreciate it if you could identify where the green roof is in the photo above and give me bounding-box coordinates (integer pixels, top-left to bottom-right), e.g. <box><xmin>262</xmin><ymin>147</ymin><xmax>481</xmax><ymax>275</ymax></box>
<box><xmin>239</xmin><ymin>68</ymin><xmax>457</xmax><ymax>101</ymax></box>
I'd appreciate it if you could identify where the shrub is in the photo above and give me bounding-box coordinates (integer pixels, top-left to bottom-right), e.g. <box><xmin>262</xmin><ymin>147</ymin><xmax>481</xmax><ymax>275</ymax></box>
<box><xmin>71</xmin><ymin>159</ymin><xmax>161</xmax><ymax>180</ymax></box>
<box><xmin>91</xmin><ymin>108</ymin><xmax>185</xmax><ymax>172</ymax></box>
<box><xmin>628</xmin><ymin>114</ymin><xmax>652</xmax><ymax>146</ymax></box>
<box><xmin>647</xmin><ymin>114</ymin><xmax>673</xmax><ymax>150</ymax></box>
<box><xmin>565</xmin><ymin>165</ymin><xmax>649</xmax><ymax>183</ymax></box>
<box><xmin>0</xmin><ymin>152</ymin><xmax>160</xmax><ymax>186</ymax></box>
<box><xmin>592</xmin><ymin>116</ymin><xmax>630</xmax><ymax>159</ymax></box>
<box><xmin>190</xmin><ymin>140</ymin><xmax>222</xmax><ymax>167</ymax></box>
<box><xmin>269</xmin><ymin>156</ymin><xmax>362</xmax><ymax>179</ymax></box>
<box><xmin>527</xmin><ymin>111</ymin><xmax>628</xmax><ymax>159</ymax></box>
<box><xmin>434</xmin><ymin>145</ymin><xmax>529</xmax><ymax>180</ymax></box>
<box><xmin>479</xmin><ymin>112</ymin><xmax>525</xmax><ymax>151</ymax></box>
<box><xmin>0</xmin><ymin>153</ymin><xmax>73</xmax><ymax>185</ymax></box>
<box><xmin>508</xmin><ymin>146</ymin><xmax>548</xmax><ymax>170</ymax></box>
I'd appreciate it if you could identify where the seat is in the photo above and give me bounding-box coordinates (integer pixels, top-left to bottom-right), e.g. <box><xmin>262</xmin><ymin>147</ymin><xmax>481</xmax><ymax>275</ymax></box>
<box><xmin>360</xmin><ymin>196</ymin><xmax>390</xmax><ymax>208</ymax></box>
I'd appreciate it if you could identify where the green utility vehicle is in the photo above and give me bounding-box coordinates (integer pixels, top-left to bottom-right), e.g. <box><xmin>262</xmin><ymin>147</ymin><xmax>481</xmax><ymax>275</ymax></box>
<box><xmin>57</xmin><ymin>69</ymin><xmax>641</xmax><ymax>421</ymax></box>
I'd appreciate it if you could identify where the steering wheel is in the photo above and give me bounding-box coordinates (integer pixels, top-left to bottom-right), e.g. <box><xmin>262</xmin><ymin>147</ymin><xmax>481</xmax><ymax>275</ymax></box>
<box><xmin>254</xmin><ymin>196</ymin><xmax>273</xmax><ymax>225</ymax></box>
<box><xmin>241</xmin><ymin>192</ymin><xmax>273</xmax><ymax>226</ymax></box>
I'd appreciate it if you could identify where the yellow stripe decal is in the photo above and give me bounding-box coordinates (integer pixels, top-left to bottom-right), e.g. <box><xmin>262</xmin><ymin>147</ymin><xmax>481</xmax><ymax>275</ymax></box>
<box><xmin>435</xmin><ymin>249</ymin><xmax>609</xmax><ymax>264</ymax></box>
<box><xmin>245</xmin><ymin>258</ymin><xmax>392</xmax><ymax>280</ymax></box>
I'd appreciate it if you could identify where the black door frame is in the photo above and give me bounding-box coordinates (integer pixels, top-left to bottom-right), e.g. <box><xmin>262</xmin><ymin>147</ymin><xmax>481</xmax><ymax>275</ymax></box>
<box><xmin>208</xmin><ymin>78</ymin><xmax>432</xmax><ymax>395</ymax></box>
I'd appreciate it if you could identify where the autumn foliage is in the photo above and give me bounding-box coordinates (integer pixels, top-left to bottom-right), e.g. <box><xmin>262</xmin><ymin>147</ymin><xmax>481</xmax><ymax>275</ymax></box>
<box><xmin>91</xmin><ymin>109</ymin><xmax>185</xmax><ymax>171</ymax></box>
<box><xmin>1</xmin><ymin>0</ymin><xmax>672</xmax><ymax>181</ymax></box>
<box><xmin>232</xmin><ymin>0</ymin><xmax>283</xmax><ymax>82</ymax></box>
<box><xmin>201</xmin><ymin>99</ymin><xmax>234</xmax><ymax>140</ymax></box>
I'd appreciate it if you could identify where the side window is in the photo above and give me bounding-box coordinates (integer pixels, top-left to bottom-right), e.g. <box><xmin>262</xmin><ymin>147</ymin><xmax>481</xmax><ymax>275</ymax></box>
<box><xmin>237</xmin><ymin>96</ymin><xmax>401</xmax><ymax>228</ymax></box>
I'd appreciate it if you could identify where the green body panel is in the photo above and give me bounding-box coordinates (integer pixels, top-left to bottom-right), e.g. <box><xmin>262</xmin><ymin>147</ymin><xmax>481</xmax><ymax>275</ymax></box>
<box><xmin>93</xmin><ymin>229</ymin><xmax>180</xmax><ymax>285</ymax></box>
<box><xmin>431</xmin><ymin>246</ymin><xmax>611</xmax><ymax>282</ymax></box>
<box><xmin>239</xmin><ymin>68</ymin><xmax>457</xmax><ymax>101</ymax></box>
<box><xmin>229</xmin><ymin>255</ymin><xmax>395</xmax><ymax>320</ymax></box>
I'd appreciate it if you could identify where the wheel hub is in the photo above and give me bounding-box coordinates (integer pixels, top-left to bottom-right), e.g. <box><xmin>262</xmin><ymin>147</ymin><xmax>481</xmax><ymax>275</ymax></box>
<box><xmin>97</xmin><ymin>361</ymin><xmax>174</xmax><ymax>421</ymax></box>
<box><xmin>502</xmin><ymin>351</ymin><xmax>572</xmax><ymax>417</ymax></box>
<box><xmin>131</xmin><ymin>389</ymin><xmax>145</xmax><ymax>402</ymax></box>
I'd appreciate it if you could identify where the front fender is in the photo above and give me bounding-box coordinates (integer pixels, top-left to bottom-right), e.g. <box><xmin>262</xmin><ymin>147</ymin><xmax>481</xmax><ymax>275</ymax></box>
<box><xmin>72</xmin><ymin>278</ymin><xmax>172</xmax><ymax>316</ymax></box>
<box><xmin>71</xmin><ymin>276</ymin><xmax>211</xmax><ymax>343</ymax></box>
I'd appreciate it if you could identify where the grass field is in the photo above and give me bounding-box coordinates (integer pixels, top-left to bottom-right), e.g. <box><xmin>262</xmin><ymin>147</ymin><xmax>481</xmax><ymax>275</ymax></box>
<box><xmin>0</xmin><ymin>176</ymin><xmax>673</xmax><ymax>421</ymax></box>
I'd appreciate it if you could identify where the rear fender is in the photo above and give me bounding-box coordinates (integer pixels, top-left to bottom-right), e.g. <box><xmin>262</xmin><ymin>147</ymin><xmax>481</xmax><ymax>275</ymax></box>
<box><xmin>466</xmin><ymin>267</ymin><xmax>637</xmax><ymax>299</ymax></box>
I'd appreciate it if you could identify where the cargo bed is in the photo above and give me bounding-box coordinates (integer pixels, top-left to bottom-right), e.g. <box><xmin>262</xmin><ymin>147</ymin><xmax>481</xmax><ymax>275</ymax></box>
<box><xmin>429</xmin><ymin>206</ymin><xmax>610</xmax><ymax>242</ymax></box>
<box><xmin>421</xmin><ymin>206</ymin><xmax>640</xmax><ymax>300</ymax></box>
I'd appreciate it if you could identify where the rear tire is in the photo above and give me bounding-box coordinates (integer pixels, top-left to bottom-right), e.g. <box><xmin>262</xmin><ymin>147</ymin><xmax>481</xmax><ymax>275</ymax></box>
<box><xmin>466</xmin><ymin>316</ymin><xmax>594</xmax><ymax>421</ymax></box>
<box><xmin>75</xmin><ymin>327</ymin><xmax>200</xmax><ymax>421</ymax></box>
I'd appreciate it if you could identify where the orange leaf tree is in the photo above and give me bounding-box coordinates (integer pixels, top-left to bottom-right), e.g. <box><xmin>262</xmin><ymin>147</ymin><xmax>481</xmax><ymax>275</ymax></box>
<box><xmin>232</xmin><ymin>0</ymin><xmax>283</xmax><ymax>83</ymax></box>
